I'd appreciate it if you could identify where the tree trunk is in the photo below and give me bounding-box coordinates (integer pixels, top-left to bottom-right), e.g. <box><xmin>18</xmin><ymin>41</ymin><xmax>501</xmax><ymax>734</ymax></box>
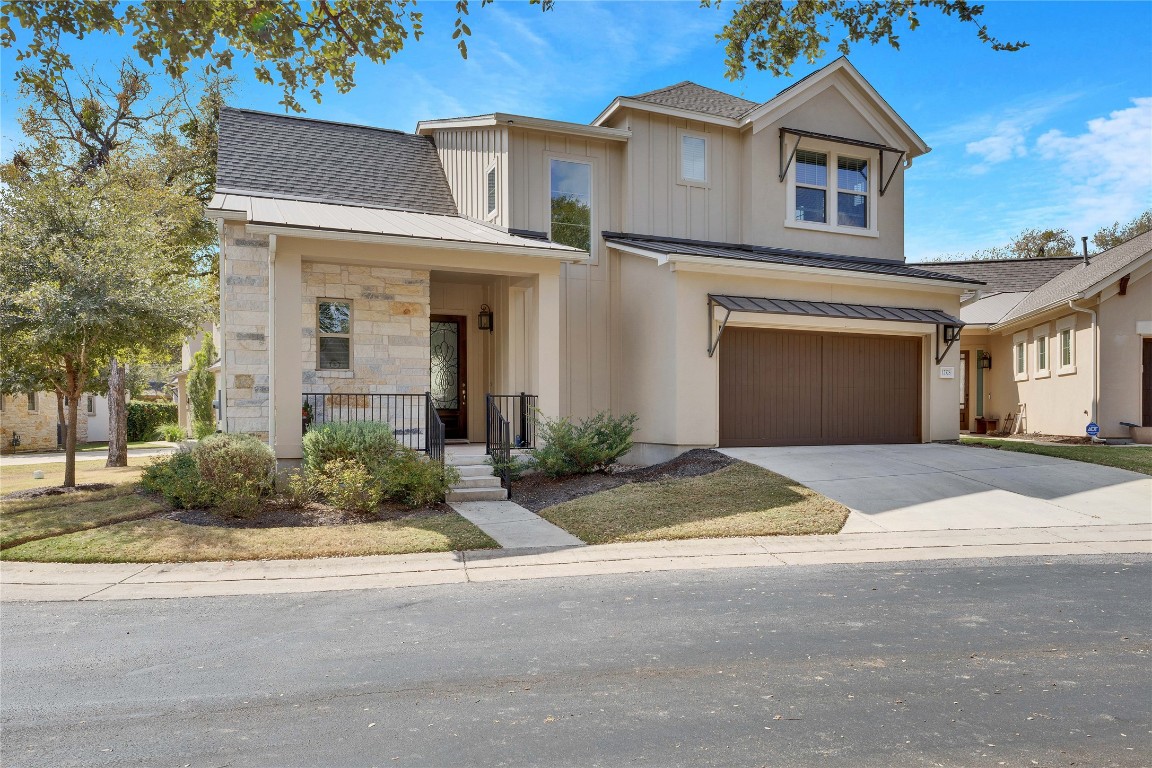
<box><xmin>55</xmin><ymin>391</ymin><xmax>66</xmax><ymax>450</ymax></box>
<box><xmin>63</xmin><ymin>393</ymin><xmax>79</xmax><ymax>488</ymax></box>
<box><xmin>106</xmin><ymin>357</ymin><xmax>128</xmax><ymax>468</ymax></box>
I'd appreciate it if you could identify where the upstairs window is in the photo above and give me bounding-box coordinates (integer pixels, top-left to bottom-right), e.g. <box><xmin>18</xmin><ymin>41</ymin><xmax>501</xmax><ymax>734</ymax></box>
<box><xmin>837</xmin><ymin>157</ymin><xmax>868</xmax><ymax>228</ymax></box>
<box><xmin>317</xmin><ymin>300</ymin><xmax>352</xmax><ymax>370</ymax></box>
<box><xmin>485</xmin><ymin>165</ymin><xmax>497</xmax><ymax>217</ymax></box>
<box><xmin>680</xmin><ymin>133</ymin><xmax>707</xmax><ymax>184</ymax></box>
<box><xmin>788</xmin><ymin>144</ymin><xmax>876</xmax><ymax>235</ymax></box>
<box><xmin>794</xmin><ymin>150</ymin><xmax>828</xmax><ymax>224</ymax></box>
<box><xmin>549</xmin><ymin>158</ymin><xmax>592</xmax><ymax>252</ymax></box>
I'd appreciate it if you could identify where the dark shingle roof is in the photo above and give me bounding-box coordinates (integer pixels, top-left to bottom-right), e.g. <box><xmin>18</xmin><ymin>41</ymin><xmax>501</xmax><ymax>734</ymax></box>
<box><xmin>216</xmin><ymin>107</ymin><xmax>458</xmax><ymax>216</ymax></box>
<box><xmin>603</xmin><ymin>233</ymin><xmax>981</xmax><ymax>285</ymax></box>
<box><xmin>627</xmin><ymin>81</ymin><xmax>758</xmax><ymax>120</ymax></box>
<box><xmin>923</xmin><ymin>257</ymin><xmax>1082</xmax><ymax>294</ymax></box>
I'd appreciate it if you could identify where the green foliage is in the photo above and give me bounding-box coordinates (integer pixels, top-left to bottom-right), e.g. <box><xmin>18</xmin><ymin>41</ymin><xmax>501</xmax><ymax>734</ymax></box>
<box><xmin>193</xmin><ymin>433</ymin><xmax>275</xmax><ymax>516</ymax></box>
<box><xmin>126</xmin><ymin>401</ymin><xmax>180</xmax><ymax>442</ymax></box>
<box><xmin>550</xmin><ymin>194</ymin><xmax>591</xmax><ymax>251</ymax></box>
<box><xmin>934</xmin><ymin>210</ymin><xmax>1152</xmax><ymax>262</ymax></box>
<box><xmin>381</xmin><ymin>448</ymin><xmax>460</xmax><ymax>508</ymax></box>
<box><xmin>154</xmin><ymin>423</ymin><xmax>187</xmax><ymax>442</ymax></box>
<box><xmin>1093</xmin><ymin>209</ymin><xmax>1152</xmax><ymax>252</ymax></box>
<box><xmin>301</xmin><ymin>421</ymin><xmax>399</xmax><ymax>475</ymax></box>
<box><xmin>188</xmin><ymin>333</ymin><xmax>217</xmax><ymax>439</ymax></box>
<box><xmin>283</xmin><ymin>469</ymin><xmax>319</xmax><ymax>506</ymax></box>
<box><xmin>312</xmin><ymin>458</ymin><xmax>385</xmax><ymax>513</ymax></box>
<box><xmin>534</xmin><ymin>411</ymin><xmax>638</xmax><ymax>477</ymax></box>
<box><xmin>140</xmin><ymin>450</ymin><xmax>208</xmax><ymax>509</ymax></box>
<box><xmin>486</xmin><ymin>453</ymin><xmax>534</xmax><ymax>482</ymax></box>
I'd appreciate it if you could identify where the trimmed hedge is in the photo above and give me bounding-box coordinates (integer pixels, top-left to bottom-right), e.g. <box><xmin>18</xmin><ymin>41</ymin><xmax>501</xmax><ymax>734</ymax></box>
<box><xmin>127</xmin><ymin>401</ymin><xmax>179</xmax><ymax>442</ymax></box>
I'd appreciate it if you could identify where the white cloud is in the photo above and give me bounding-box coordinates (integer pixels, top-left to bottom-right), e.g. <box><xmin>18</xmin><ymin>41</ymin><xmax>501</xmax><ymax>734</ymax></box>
<box><xmin>1035</xmin><ymin>97</ymin><xmax>1152</xmax><ymax>232</ymax></box>
<box><xmin>965</xmin><ymin>121</ymin><xmax>1028</xmax><ymax>167</ymax></box>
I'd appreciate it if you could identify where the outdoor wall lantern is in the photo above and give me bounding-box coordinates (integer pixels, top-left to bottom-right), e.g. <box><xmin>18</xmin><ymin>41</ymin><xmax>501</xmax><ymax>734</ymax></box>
<box><xmin>478</xmin><ymin>304</ymin><xmax>494</xmax><ymax>333</ymax></box>
<box><xmin>942</xmin><ymin>324</ymin><xmax>961</xmax><ymax>344</ymax></box>
<box><xmin>979</xmin><ymin>354</ymin><xmax>992</xmax><ymax>370</ymax></box>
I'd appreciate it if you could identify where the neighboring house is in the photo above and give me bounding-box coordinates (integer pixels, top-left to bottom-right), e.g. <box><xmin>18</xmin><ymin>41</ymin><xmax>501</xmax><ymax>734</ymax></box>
<box><xmin>173</xmin><ymin>323</ymin><xmax>222</xmax><ymax>433</ymax></box>
<box><xmin>929</xmin><ymin>230</ymin><xmax>1152</xmax><ymax>439</ymax></box>
<box><xmin>207</xmin><ymin>58</ymin><xmax>980</xmax><ymax>464</ymax></box>
<box><xmin>0</xmin><ymin>392</ymin><xmax>108</xmax><ymax>453</ymax></box>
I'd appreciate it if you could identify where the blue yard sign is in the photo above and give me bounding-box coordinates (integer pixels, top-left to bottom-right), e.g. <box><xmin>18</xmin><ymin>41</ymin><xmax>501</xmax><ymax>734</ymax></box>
<box><xmin>1086</xmin><ymin>422</ymin><xmax>1100</xmax><ymax>437</ymax></box>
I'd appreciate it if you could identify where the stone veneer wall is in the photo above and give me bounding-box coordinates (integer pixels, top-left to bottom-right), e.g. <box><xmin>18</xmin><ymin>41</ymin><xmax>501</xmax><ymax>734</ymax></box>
<box><xmin>221</xmin><ymin>224</ymin><xmax>271</xmax><ymax>439</ymax></box>
<box><xmin>301</xmin><ymin>263</ymin><xmax>431</xmax><ymax>395</ymax></box>
<box><xmin>0</xmin><ymin>393</ymin><xmax>89</xmax><ymax>454</ymax></box>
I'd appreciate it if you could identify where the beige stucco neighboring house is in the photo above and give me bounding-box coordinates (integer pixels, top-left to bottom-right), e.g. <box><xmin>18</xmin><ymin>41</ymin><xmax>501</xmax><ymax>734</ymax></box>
<box><xmin>929</xmin><ymin>230</ymin><xmax>1152</xmax><ymax>440</ymax></box>
<box><xmin>207</xmin><ymin>58</ymin><xmax>981</xmax><ymax>466</ymax></box>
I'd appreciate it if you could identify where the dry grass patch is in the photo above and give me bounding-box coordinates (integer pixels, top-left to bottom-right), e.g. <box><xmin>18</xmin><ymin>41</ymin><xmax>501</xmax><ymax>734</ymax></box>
<box><xmin>961</xmin><ymin>438</ymin><xmax>1152</xmax><ymax>475</ymax></box>
<box><xmin>1</xmin><ymin>485</ymin><xmax>167</xmax><ymax>550</ymax></box>
<box><xmin>538</xmin><ymin>462</ymin><xmax>849</xmax><ymax>544</ymax></box>
<box><xmin>0</xmin><ymin>458</ymin><xmax>151</xmax><ymax>494</ymax></box>
<box><xmin>1</xmin><ymin>513</ymin><xmax>498</xmax><ymax>563</ymax></box>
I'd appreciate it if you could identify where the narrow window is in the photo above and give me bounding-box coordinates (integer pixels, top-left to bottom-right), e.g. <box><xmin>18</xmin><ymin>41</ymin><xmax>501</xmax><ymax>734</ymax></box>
<box><xmin>317</xmin><ymin>300</ymin><xmax>352</xmax><ymax>370</ymax></box>
<box><xmin>1036</xmin><ymin>336</ymin><xmax>1047</xmax><ymax>372</ymax></box>
<box><xmin>486</xmin><ymin>166</ymin><xmax>497</xmax><ymax>216</ymax></box>
<box><xmin>681</xmin><ymin>134</ymin><xmax>707</xmax><ymax>183</ymax></box>
<box><xmin>1015</xmin><ymin>342</ymin><xmax>1025</xmax><ymax>375</ymax></box>
<box><xmin>0</xmin><ymin>395</ymin><xmax>5</xmax><ymax>412</ymax></box>
<box><xmin>87</xmin><ymin>396</ymin><xmax>96</xmax><ymax>415</ymax></box>
<box><xmin>794</xmin><ymin>150</ymin><xmax>827</xmax><ymax>223</ymax></box>
<box><xmin>837</xmin><ymin>157</ymin><xmax>868</xmax><ymax>228</ymax></box>
<box><xmin>1060</xmin><ymin>329</ymin><xmax>1072</xmax><ymax>368</ymax></box>
<box><xmin>550</xmin><ymin>159</ymin><xmax>592</xmax><ymax>251</ymax></box>
<box><xmin>27</xmin><ymin>392</ymin><xmax>37</xmax><ymax>412</ymax></box>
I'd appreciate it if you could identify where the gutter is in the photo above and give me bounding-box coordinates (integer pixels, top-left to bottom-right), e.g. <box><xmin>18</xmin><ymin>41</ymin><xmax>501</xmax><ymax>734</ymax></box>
<box><xmin>1066</xmin><ymin>298</ymin><xmax>1101</xmax><ymax>441</ymax></box>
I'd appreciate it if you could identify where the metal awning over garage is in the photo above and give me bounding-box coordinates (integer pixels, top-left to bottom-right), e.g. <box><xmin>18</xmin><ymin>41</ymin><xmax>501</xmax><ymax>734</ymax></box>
<box><xmin>708</xmin><ymin>294</ymin><xmax>964</xmax><ymax>364</ymax></box>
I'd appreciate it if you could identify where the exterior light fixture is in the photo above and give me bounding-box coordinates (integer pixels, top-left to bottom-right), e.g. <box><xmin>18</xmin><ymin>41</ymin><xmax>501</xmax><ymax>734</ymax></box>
<box><xmin>943</xmin><ymin>324</ymin><xmax>961</xmax><ymax>343</ymax></box>
<box><xmin>478</xmin><ymin>304</ymin><xmax>494</xmax><ymax>333</ymax></box>
<box><xmin>979</xmin><ymin>354</ymin><xmax>992</xmax><ymax>370</ymax></box>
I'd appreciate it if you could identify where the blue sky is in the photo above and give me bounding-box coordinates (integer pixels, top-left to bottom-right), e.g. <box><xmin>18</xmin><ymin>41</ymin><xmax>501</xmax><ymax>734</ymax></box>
<box><xmin>2</xmin><ymin>1</ymin><xmax>1150</xmax><ymax>261</ymax></box>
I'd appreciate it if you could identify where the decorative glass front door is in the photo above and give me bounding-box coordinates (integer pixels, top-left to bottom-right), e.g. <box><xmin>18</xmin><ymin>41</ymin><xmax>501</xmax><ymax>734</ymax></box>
<box><xmin>430</xmin><ymin>315</ymin><xmax>467</xmax><ymax>440</ymax></box>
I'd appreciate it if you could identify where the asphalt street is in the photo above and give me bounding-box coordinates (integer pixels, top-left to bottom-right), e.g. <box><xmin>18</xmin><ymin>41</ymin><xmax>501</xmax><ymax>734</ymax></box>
<box><xmin>2</xmin><ymin>555</ymin><xmax>1149</xmax><ymax>767</ymax></box>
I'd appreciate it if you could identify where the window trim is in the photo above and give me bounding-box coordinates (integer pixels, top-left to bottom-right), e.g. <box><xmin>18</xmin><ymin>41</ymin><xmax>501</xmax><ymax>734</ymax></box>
<box><xmin>87</xmin><ymin>395</ymin><xmax>97</xmax><ymax>415</ymax></box>
<box><xmin>676</xmin><ymin>129</ymin><xmax>710</xmax><ymax>187</ymax></box>
<box><xmin>1033</xmin><ymin>324</ymin><xmax>1050</xmax><ymax>379</ymax></box>
<box><xmin>784</xmin><ymin>138</ymin><xmax>879</xmax><ymax>239</ymax></box>
<box><xmin>484</xmin><ymin>161</ymin><xmax>499</xmax><ymax>220</ymax></box>
<box><xmin>26</xmin><ymin>392</ymin><xmax>38</xmax><ymax>413</ymax></box>
<box><xmin>545</xmin><ymin>153</ymin><xmax>596</xmax><ymax>263</ymax></box>
<box><xmin>316</xmin><ymin>298</ymin><xmax>353</xmax><ymax>371</ymax></box>
<box><xmin>1012</xmin><ymin>331</ymin><xmax>1029</xmax><ymax>382</ymax></box>
<box><xmin>1055</xmin><ymin>316</ymin><xmax>1077</xmax><ymax>375</ymax></box>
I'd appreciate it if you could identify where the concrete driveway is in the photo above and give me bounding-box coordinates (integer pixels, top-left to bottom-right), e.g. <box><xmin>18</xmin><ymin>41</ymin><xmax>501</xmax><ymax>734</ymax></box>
<box><xmin>720</xmin><ymin>443</ymin><xmax>1152</xmax><ymax>533</ymax></box>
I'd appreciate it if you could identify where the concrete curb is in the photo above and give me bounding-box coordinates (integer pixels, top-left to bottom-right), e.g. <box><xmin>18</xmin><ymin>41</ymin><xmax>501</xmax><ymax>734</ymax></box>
<box><xmin>2</xmin><ymin>523</ymin><xmax>1148</xmax><ymax>602</ymax></box>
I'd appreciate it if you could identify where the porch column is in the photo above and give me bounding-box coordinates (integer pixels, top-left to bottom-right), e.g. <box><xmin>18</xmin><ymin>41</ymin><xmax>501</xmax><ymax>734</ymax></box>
<box><xmin>273</xmin><ymin>250</ymin><xmax>304</xmax><ymax>460</ymax></box>
<box><xmin>534</xmin><ymin>271</ymin><xmax>562</xmax><ymax>421</ymax></box>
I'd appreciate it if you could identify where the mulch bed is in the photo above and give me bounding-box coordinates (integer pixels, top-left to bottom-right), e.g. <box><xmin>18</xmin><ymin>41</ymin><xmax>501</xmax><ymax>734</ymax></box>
<box><xmin>511</xmin><ymin>448</ymin><xmax>737</xmax><ymax>513</ymax></box>
<box><xmin>2</xmin><ymin>483</ymin><xmax>115</xmax><ymax>501</ymax></box>
<box><xmin>161</xmin><ymin>499</ymin><xmax>454</xmax><ymax>529</ymax></box>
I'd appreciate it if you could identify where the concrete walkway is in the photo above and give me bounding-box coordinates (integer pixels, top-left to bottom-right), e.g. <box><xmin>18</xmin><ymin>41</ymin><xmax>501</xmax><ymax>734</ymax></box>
<box><xmin>3</xmin><ymin>522</ymin><xmax>1147</xmax><ymax>602</ymax></box>
<box><xmin>449</xmin><ymin>500</ymin><xmax>585</xmax><ymax>549</ymax></box>
<box><xmin>0</xmin><ymin>446</ymin><xmax>176</xmax><ymax>466</ymax></box>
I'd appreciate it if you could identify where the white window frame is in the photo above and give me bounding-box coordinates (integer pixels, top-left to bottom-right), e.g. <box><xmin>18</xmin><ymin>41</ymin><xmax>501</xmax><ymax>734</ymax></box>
<box><xmin>87</xmin><ymin>395</ymin><xmax>97</xmax><ymax>415</ymax></box>
<box><xmin>1012</xmin><ymin>331</ymin><xmax>1029</xmax><ymax>382</ymax></box>
<box><xmin>785</xmin><ymin>138</ymin><xmax>879</xmax><ymax>238</ymax></box>
<box><xmin>545</xmin><ymin>152</ymin><xmax>596</xmax><ymax>264</ymax></box>
<box><xmin>1033</xmin><ymin>324</ymin><xmax>1050</xmax><ymax>379</ymax></box>
<box><xmin>484</xmin><ymin>161</ymin><xmax>499</xmax><ymax>221</ymax></box>
<box><xmin>1056</xmin><ymin>316</ymin><xmax>1077</xmax><ymax>375</ymax></box>
<box><xmin>26</xmin><ymin>392</ymin><xmax>38</xmax><ymax>413</ymax></box>
<box><xmin>677</xmin><ymin>129</ymin><xmax>709</xmax><ymax>187</ymax></box>
<box><xmin>316</xmin><ymin>298</ymin><xmax>353</xmax><ymax>371</ymax></box>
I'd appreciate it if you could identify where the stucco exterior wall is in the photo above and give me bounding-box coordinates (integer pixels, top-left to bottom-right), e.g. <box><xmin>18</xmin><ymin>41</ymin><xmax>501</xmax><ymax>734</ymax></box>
<box><xmin>1099</xmin><ymin>268</ymin><xmax>1151</xmax><ymax>434</ymax></box>
<box><xmin>0</xmin><ymin>393</ymin><xmax>89</xmax><ymax>453</ymax></box>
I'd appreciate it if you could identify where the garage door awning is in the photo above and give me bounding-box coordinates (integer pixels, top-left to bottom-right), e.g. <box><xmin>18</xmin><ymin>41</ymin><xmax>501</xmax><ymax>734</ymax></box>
<box><xmin>708</xmin><ymin>294</ymin><xmax>964</xmax><ymax>364</ymax></box>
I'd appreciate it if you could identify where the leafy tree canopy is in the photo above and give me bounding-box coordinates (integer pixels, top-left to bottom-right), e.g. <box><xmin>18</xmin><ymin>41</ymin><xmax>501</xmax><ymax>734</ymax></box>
<box><xmin>934</xmin><ymin>209</ymin><xmax>1152</xmax><ymax>262</ymax></box>
<box><xmin>1</xmin><ymin>0</ymin><xmax>1024</xmax><ymax>112</ymax></box>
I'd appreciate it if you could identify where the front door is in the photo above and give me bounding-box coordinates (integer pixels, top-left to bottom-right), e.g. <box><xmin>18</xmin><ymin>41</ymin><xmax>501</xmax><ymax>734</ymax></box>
<box><xmin>430</xmin><ymin>315</ymin><xmax>467</xmax><ymax>440</ymax></box>
<box><xmin>960</xmin><ymin>350</ymin><xmax>970</xmax><ymax>430</ymax></box>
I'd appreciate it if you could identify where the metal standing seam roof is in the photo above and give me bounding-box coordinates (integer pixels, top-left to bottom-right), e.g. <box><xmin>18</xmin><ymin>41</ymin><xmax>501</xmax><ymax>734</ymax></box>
<box><xmin>209</xmin><ymin>193</ymin><xmax>584</xmax><ymax>254</ymax></box>
<box><xmin>604</xmin><ymin>233</ymin><xmax>982</xmax><ymax>285</ymax></box>
<box><xmin>710</xmin><ymin>294</ymin><xmax>964</xmax><ymax>326</ymax></box>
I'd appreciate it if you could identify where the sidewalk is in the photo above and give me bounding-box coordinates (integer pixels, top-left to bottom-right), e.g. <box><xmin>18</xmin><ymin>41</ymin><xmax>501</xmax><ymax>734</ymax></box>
<box><xmin>0</xmin><ymin>446</ymin><xmax>176</xmax><ymax>466</ymax></box>
<box><xmin>3</xmin><ymin>522</ymin><xmax>1147</xmax><ymax>602</ymax></box>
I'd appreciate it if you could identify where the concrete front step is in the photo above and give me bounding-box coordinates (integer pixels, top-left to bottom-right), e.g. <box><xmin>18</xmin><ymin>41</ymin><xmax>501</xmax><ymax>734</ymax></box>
<box><xmin>447</xmin><ymin>487</ymin><xmax>508</xmax><ymax>502</ymax></box>
<box><xmin>455</xmin><ymin>464</ymin><xmax>493</xmax><ymax>478</ymax></box>
<box><xmin>453</xmin><ymin>475</ymin><xmax>504</xmax><ymax>489</ymax></box>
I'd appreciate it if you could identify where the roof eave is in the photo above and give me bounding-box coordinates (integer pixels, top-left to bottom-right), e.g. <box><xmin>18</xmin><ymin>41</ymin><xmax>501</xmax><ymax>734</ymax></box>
<box><xmin>591</xmin><ymin>97</ymin><xmax>742</xmax><ymax>129</ymax></box>
<box><xmin>418</xmin><ymin>113</ymin><xmax>631</xmax><ymax>141</ymax></box>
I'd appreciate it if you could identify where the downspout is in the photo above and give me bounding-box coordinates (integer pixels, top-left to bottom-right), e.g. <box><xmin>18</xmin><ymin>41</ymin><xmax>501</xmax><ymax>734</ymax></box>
<box><xmin>1067</xmin><ymin>298</ymin><xmax>1099</xmax><ymax>440</ymax></box>
<box><xmin>216</xmin><ymin>220</ymin><xmax>228</xmax><ymax>433</ymax></box>
<box><xmin>267</xmin><ymin>234</ymin><xmax>278</xmax><ymax>453</ymax></box>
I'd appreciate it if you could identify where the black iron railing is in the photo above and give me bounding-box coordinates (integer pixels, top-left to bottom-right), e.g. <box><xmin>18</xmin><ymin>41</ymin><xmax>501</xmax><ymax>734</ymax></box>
<box><xmin>302</xmin><ymin>392</ymin><xmax>445</xmax><ymax>462</ymax></box>
<box><xmin>487</xmin><ymin>399</ymin><xmax>514</xmax><ymax>496</ymax></box>
<box><xmin>485</xmin><ymin>393</ymin><xmax>537</xmax><ymax>453</ymax></box>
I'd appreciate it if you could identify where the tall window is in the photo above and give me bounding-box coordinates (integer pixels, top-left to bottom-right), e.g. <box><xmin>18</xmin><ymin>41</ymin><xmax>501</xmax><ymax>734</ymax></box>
<box><xmin>1036</xmin><ymin>334</ymin><xmax>1048</xmax><ymax>374</ymax></box>
<box><xmin>550</xmin><ymin>159</ymin><xmax>592</xmax><ymax>252</ymax></box>
<box><xmin>486</xmin><ymin>166</ymin><xmax>497</xmax><ymax>217</ymax></box>
<box><xmin>26</xmin><ymin>392</ymin><xmax>37</xmax><ymax>412</ymax></box>
<box><xmin>680</xmin><ymin>134</ymin><xmax>707</xmax><ymax>183</ymax></box>
<box><xmin>1060</xmin><ymin>329</ymin><xmax>1073</xmax><ymax>368</ymax></box>
<box><xmin>794</xmin><ymin>150</ymin><xmax>827</xmax><ymax>224</ymax></box>
<box><xmin>837</xmin><ymin>157</ymin><xmax>868</xmax><ymax>228</ymax></box>
<box><xmin>1015</xmin><ymin>342</ymin><xmax>1026</xmax><ymax>374</ymax></box>
<box><xmin>87</xmin><ymin>396</ymin><xmax>96</xmax><ymax>415</ymax></box>
<box><xmin>317</xmin><ymin>300</ymin><xmax>352</xmax><ymax>370</ymax></box>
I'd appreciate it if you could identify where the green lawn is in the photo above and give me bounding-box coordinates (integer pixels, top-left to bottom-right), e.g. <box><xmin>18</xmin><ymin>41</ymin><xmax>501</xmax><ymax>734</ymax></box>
<box><xmin>960</xmin><ymin>437</ymin><xmax>1152</xmax><ymax>475</ymax></box>
<box><xmin>538</xmin><ymin>462</ymin><xmax>849</xmax><ymax>544</ymax></box>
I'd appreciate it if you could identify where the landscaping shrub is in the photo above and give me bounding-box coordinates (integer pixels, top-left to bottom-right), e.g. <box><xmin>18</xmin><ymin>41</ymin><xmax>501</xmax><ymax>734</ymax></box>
<box><xmin>312</xmin><ymin>458</ymin><xmax>384</xmax><ymax>513</ymax></box>
<box><xmin>486</xmin><ymin>453</ymin><xmax>534</xmax><ymax>482</ymax></box>
<box><xmin>381</xmin><ymin>447</ymin><xmax>460</xmax><ymax>508</ymax></box>
<box><xmin>140</xmin><ymin>450</ymin><xmax>208</xmax><ymax>509</ymax></box>
<box><xmin>126</xmin><ymin>400</ymin><xmax>179</xmax><ymax>441</ymax></box>
<box><xmin>302</xmin><ymin>421</ymin><xmax>399</xmax><ymax>475</ymax></box>
<box><xmin>534</xmin><ymin>411</ymin><xmax>638</xmax><ymax>477</ymax></box>
<box><xmin>283</xmin><ymin>469</ymin><xmax>319</xmax><ymax>506</ymax></box>
<box><xmin>194</xmin><ymin>433</ymin><xmax>275</xmax><ymax>516</ymax></box>
<box><xmin>154</xmin><ymin>423</ymin><xmax>186</xmax><ymax>442</ymax></box>
<box><xmin>188</xmin><ymin>333</ymin><xmax>217</xmax><ymax>439</ymax></box>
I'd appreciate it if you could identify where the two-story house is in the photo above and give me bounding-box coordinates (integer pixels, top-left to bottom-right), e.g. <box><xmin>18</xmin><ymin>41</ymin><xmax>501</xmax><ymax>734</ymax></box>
<box><xmin>207</xmin><ymin>58</ymin><xmax>979</xmax><ymax>467</ymax></box>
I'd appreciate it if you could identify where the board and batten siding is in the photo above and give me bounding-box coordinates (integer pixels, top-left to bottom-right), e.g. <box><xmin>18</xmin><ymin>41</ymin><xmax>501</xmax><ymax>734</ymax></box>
<box><xmin>432</xmin><ymin>127</ymin><xmax>509</xmax><ymax>226</ymax></box>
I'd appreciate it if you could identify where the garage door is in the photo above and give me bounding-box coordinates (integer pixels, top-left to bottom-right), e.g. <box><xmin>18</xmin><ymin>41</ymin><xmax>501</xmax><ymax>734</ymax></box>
<box><xmin>719</xmin><ymin>327</ymin><xmax>921</xmax><ymax>447</ymax></box>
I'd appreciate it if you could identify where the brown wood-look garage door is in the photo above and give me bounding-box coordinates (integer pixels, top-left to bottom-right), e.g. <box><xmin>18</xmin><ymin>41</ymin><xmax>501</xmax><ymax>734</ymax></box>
<box><xmin>719</xmin><ymin>327</ymin><xmax>921</xmax><ymax>447</ymax></box>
